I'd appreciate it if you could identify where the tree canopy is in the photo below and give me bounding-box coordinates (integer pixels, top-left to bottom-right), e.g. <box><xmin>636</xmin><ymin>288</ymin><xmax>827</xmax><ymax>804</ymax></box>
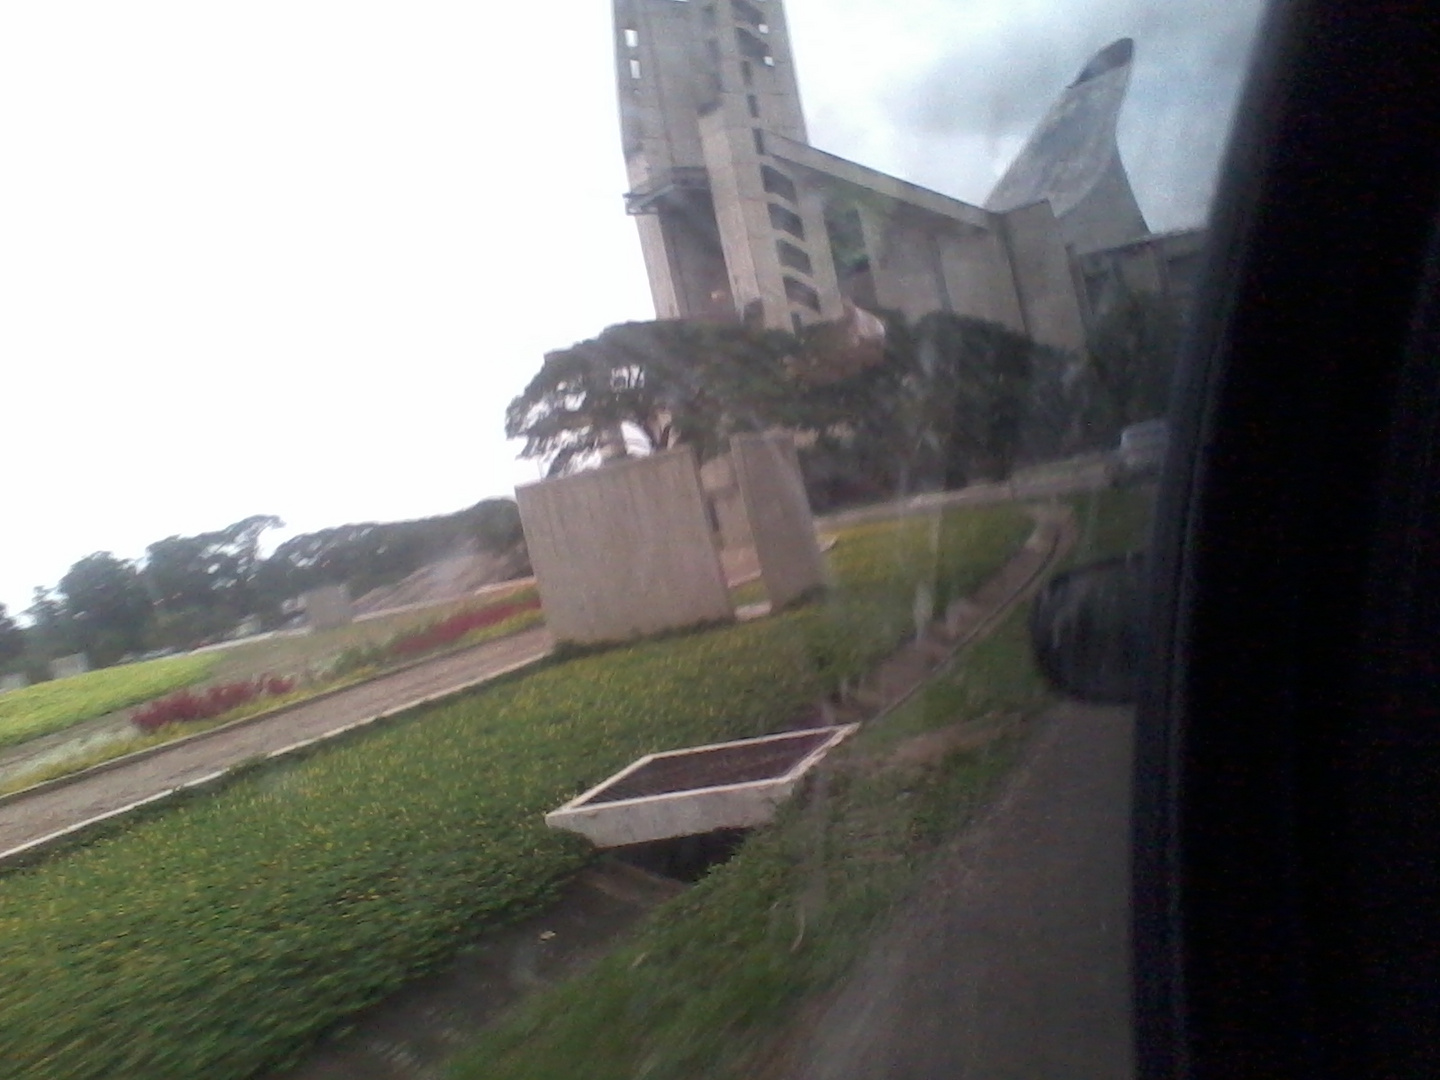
<box><xmin>1083</xmin><ymin>288</ymin><xmax>1185</xmax><ymax>439</ymax></box>
<box><xmin>506</xmin><ymin>310</ymin><xmax>1092</xmax><ymax>502</ymax></box>
<box><xmin>505</xmin><ymin>320</ymin><xmax>799</xmax><ymax>476</ymax></box>
<box><xmin>0</xmin><ymin>604</ymin><xmax>22</xmax><ymax>669</ymax></box>
<box><xmin>145</xmin><ymin>514</ymin><xmax>283</xmax><ymax>643</ymax></box>
<box><xmin>59</xmin><ymin>552</ymin><xmax>152</xmax><ymax>666</ymax></box>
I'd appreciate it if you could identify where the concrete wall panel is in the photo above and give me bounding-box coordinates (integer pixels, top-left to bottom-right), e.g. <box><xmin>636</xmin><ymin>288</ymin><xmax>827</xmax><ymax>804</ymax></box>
<box><xmin>1000</xmin><ymin>202</ymin><xmax>1088</xmax><ymax>353</ymax></box>
<box><xmin>303</xmin><ymin>585</ymin><xmax>353</xmax><ymax>631</ymax></box>
<box><xmin>517</xmin><ymin>448</ymin><xmax>733</xmax><ymax>645</ymax></box>
<box><xmin>699</xmin><ymin>453</ymin><xmax>754</xmax><ymax>550</ymax></box>
<box><xmin>936</xmin><ymin>226</ymin><xmax>1027</xmax><ymax>333</ymax></box>
<box><xmin>49</xmin><ymin>653</ymin><xmax>90</xmax><ymax>680</ymax></box>
<box><xmin>731</xmin><ymin>433</ymin><xmax>826</xmax><ymax>608</ymax></box>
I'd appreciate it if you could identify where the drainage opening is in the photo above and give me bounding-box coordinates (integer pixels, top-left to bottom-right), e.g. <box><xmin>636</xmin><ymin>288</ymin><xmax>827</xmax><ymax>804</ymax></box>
<box><xmin>610</xmin><ymin>828</ymin><xmax>751</xmax><ymax>883</ymax></box>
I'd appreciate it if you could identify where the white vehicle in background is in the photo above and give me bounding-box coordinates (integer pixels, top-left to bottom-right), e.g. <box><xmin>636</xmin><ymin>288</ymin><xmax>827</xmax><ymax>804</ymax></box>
<box><xmin>1115</xmin><ymin>418</ymin><xmax>1169</xmax><ymax>481</ymax></box>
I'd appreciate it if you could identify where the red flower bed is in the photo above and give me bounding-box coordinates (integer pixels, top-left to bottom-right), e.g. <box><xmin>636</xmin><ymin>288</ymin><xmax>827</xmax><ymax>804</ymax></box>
<box><xmin>386</xmin><ymin>598</ymin><xmax>541</xmax><ymax>660</ymax></box>
<box><xmin>132</xmin><ymin>676</ymin><xmax>297</xmax><ymax>733</ymax></box>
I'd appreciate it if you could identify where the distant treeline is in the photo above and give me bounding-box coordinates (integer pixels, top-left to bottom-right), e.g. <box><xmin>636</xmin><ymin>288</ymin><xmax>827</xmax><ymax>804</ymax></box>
<box><xmin>1</xmin><ymin>499</ymin><xmax>526</xmax><ymax>676</ymax></box>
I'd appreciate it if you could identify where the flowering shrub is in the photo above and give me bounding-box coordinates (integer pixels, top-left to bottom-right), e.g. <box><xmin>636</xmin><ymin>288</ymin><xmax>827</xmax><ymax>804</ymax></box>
<box><xmin>131</xmin><ymin>675</ymin><xmax>296</xmax><ymax>733</ymax></box>
<box><xmin>386</xmin><ymin>598</ymin><xmax>541</xmax><ymax>658</ymax></box>
<box><xmin>0</xmin><ymin>654</ymin><xmax>217</xmax><ymax>750</ymax></box>
<box><xmin>328</xmin><ymin>593</ymin><xmax>543</xmax><ymax>679</ymax></box>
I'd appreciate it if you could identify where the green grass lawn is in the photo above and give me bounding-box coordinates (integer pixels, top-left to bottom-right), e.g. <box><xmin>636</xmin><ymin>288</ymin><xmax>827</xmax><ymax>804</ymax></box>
<box><xmin>0</xmin><ymin>589</ymin><xmax>543</xmax><ymax>797</ymax></box>
<box><xmin>1065</xmin><ymin>484</ymin><xmax>1157</xmax><ymax>566</ymax></box>
<box><xmin>0</xmin><ymin>655</ymin><xmax>218</xmax><ymax>751</ymax></box>
<box><xmin>0</xmin><ymin>504</ymin><xmax>1030</xmax><ymax>1080</ymax></box>
<box><xmin>447</xmin><ymin>490</ymin><xmax>1154</xmax><ymax>1080</ymax></box>
<box><xmin>449</xmin><ymin>603</ymin><xmax>1050</xmax><ymax>1080</ymax></box>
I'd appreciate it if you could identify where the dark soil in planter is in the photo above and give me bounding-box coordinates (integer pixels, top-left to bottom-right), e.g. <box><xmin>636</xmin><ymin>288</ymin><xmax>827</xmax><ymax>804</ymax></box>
<box><xmin>585</xmin><ymin>729</ymin><xmax>835</xmax><ymax>803</ymax></box>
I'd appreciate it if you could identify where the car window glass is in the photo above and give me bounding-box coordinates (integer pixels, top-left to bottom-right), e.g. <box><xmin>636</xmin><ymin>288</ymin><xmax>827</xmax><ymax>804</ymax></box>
<box><xmin>0</xmin><ymin>2</ymin><xmax>1266</xmax><ymax>1078</ymax></box>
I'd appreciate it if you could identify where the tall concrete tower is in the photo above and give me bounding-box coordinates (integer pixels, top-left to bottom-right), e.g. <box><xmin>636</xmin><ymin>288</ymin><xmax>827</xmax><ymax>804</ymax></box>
<box><xmin>610</xmin><ymin>20</ymin><xmax>1185</xmax><ymax>356</ymax></box>
<box><xmin>613</xmin><ymin>0</ymin><xmax>841</xmax><ymax>331</ymax></box>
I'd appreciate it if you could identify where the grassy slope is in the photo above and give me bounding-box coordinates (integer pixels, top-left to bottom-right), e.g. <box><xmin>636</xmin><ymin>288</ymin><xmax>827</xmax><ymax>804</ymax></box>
<box><xmin>0</xmin><ymin>505</ymin><xmax>1029</xmax><ymax>1080</ymax></box>
<box><xmin>0</xmin><ymin>598</ymin><xmax>544</xmax><ymax>797</ymax></box>
<box><xmin>0</xmin><ymin>655</ymin><xmax>217</xmax><ymax>750</ymax></box>
<box><xmin>1065</xmin><ymin>485</ymin><xmax>1157</xmax><ymax>565</ymax></box>
<box><xmin>448</xmin><ymin>489</ymin><xmax>1158</xmax><ymax>1080</ymax></box>
<box><xmin>449</xmin><ymin>598</ymin><xmax>1049</xmax><ymax>1080</ymax></box>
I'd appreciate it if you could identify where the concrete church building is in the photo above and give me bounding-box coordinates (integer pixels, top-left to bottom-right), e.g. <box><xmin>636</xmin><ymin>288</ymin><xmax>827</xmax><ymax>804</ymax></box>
<box><xmin>613</xmin><ymin>1</ymin><xmax>1203</xmax><ymax>352</ymax></box>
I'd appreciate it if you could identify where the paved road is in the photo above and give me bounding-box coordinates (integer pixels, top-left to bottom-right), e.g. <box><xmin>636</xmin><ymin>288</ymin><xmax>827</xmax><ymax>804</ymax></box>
<box><xmin>790</xmin><ymin>701</ymin><xmax>1134</xmax><ymax>1080</ymax></box>
<box><xmin>0</xmin><ymin>627</ymin><xmax>553</xmax><ymax>857</ymax></box>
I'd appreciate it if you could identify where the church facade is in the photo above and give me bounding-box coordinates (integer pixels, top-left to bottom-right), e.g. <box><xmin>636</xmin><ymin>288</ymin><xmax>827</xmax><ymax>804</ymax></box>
<box><xmin>613</xmin><ymin>0</ymin><xmax>1202</xmax><ymax>353</ymax></box>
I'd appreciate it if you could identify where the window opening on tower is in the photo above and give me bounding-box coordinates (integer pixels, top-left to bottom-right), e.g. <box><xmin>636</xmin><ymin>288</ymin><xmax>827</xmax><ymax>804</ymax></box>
<box><xmin>777</xmin><ymin>240</ymin><xmax>813</xmax><ymax>274</ymax></box>
<box><xmin>732</xmin><ymin>0</ymin><xmax>765</xmax><ymax>28</ymax></box>
<box><xmin>761</xmin><ymin>165</ymin><xmax>797</xmax><ymax>202</ymax></box>
<box><xmin>784</xmin><ymin>277</ymin><xmax>821</xmax><ymax>311</ymax></box>
<box><xmin>768</xmin><ymin>203</ymin><xmax>805</xmax><ymax>238</ymax></box>
<box><xmin>735</xmin><ymin>27</ymin><xmax>769</xmax><ymax>63</ymax></box>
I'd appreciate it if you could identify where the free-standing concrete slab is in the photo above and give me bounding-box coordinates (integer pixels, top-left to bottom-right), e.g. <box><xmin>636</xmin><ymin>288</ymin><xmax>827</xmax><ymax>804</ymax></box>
<box><xmin>731</xmin><ymin>432</ymin><xmax>828</xmax><ymax>608</ymax></box>
<box><xmin>546</xmin><ymin>724</ymin><xmax>857</xmax><ymax>848</ymax></box>
<box><xmin>516</xmin><ymin>448</ymin><xmax>734</xmax><ymax>646</ymax></box>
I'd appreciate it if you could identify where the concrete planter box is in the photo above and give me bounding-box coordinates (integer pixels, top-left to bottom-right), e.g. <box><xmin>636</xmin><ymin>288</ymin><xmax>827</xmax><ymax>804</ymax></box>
<box><xmin>546</xmin><ymin>725</ymin><xmax>857</xmax><ymax>848</ymax></box>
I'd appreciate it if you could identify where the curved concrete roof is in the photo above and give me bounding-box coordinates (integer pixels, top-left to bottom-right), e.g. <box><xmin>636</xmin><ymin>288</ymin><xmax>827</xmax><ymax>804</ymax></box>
<box><xmin>985</xmin><ymin>38</ymin><xmax>1138</xmax><ymax>219</ymax></box>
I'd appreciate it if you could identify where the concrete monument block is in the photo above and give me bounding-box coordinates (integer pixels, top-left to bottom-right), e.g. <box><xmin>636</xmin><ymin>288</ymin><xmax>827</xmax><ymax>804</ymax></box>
<box><xmin>698</xmin><ymin>453</ymin><xmax>753</xmax><ymax>550</ymax></box>
<box><xmin>731</xmin><ymin>432</ymin><xmax>827</xmax><ymax>609</ymax></box>
<box><xmin>303</xmin><ymin>585</ymin><xmax>353</xmax><ymax>631</ymax></box>
<box><xmin>516</xmin><ymin>448</ymin><xmax>733</xmax><ymax>646</ymax></box>
<box><xmin>49</xmin><ymin>653</ymin><xmax>91</xmax><ymax>680</ymax></box>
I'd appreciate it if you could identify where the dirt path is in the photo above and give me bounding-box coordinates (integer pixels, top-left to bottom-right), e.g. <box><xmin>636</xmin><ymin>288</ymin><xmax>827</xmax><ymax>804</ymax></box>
<box><xmin>0</xmin><ymin>627</ymin><xmax>553</xmax><ymax>859</ymax></box>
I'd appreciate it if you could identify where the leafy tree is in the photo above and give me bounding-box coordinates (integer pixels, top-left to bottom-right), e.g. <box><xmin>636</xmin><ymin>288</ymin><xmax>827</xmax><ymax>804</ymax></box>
<box><xmin>24</xmin><ymin>586</ymin><xmax>77</xmax><ymax>662</ymax></box>
<box><xmin>791</xmin><ymin>309</ymin><xmax>922</xmax><ymax>503</ymax></box>
<box><xmin>1084</xmin><ymin>287</ymin><xmax>1186</xmax><ymax>440</ymax></box>
<box><xmin>466</xmin><ymin>498</ymin><xmax>525</xmax><ymax>554</ymax></box>
<box><xmin>913</xmin><ymin>312</ymin><xmax>1062</xmax><ymax>484</ymax></box>
<box><xmin>1017</xmin><ymin>344</ymin><xmax>1093</xmax><ymax>463</ymax></box>
<box><xmin>0</xmin><ymin>604</ymin><xmax>23</xmax><ymax>669</ymax></box>
<box><xmin>144</xmin><ymin>516</ymin><xmax>281</xmax><ymax>632</ymax></box>
<box><xmin>59</xmin><ymin>553</ymin><xmax>152</xmax><ymax>666</ymax></box>
<box><xmin>250</xmin><ymin>499</ymin><xmax>529</xmax><ymax>619</ymax></box>
<box><xmin>506</xmin><ymin>320</ymin><xmax>798</xmax><ymax>476</ymax></box>
<box><xmin>142</xmin><ymin>515</ymin><xmax>282</xmax><ymax>648</ymax></box>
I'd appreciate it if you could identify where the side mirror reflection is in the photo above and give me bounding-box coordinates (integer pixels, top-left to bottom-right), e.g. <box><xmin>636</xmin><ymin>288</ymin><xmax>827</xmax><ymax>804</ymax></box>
<box><xmin>1029</xmin><ymin>553</ymin><xmax>1147</xmax><ymax>705</ymax></box>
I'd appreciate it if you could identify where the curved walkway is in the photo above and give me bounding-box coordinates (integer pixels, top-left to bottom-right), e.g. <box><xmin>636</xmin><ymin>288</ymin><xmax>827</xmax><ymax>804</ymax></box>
<box><xmin>0</xmin><ymin>627</ymin><xmax>553</xmax><ymax>860</ymax></box>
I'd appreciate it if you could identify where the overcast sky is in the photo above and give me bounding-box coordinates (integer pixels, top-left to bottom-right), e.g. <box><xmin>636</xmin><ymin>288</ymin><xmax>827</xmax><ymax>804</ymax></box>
<box><xmin>0</xmin><ymin>0</ymin><xmax>1264</xmax><ymax>616</ymax></box>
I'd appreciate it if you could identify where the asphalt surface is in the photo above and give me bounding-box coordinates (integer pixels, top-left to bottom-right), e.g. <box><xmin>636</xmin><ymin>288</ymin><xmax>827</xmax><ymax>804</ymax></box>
<box><xmin>790</xmin><ymin>700</ymin><xmax>1135</xmax><ymax>1080</ymax></box>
